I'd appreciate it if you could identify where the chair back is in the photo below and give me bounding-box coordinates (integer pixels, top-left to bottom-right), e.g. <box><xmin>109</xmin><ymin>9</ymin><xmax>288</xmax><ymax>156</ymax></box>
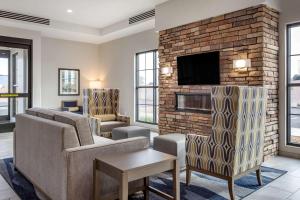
<box><xmin>211</xmin><ymin>86</ymin><xmax>267</xmax><ymax>176</ymax></box>
<box><xmin>83</xmin><ymin>89</ymin><xmax>119</xmax><ymax>116</ymax></box>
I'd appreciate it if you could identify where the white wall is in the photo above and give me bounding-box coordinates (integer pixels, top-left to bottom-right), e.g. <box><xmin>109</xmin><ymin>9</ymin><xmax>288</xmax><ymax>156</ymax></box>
<box><xmin>155</xmin><ymin>0</ymin><xmax>280</xmax><ymax>31</ymax></box>
<box><xmin>279</xmin><ymin>0</ymin><xmax>300</xmax><ymax>156</ymax></box>
<box><xmin>99</xmin><ymin>29</ymin><xmax>158</xmax><ymax>126</ymax></box>
<box><xmin>41</xmin><ymin>37</ymin><xmax>102</xmax><ymax>108</ymax></box>
<box><xmin>0</xmin><ymin>25</ymin><xmax>42</xmax><ymax>106</ymax></box>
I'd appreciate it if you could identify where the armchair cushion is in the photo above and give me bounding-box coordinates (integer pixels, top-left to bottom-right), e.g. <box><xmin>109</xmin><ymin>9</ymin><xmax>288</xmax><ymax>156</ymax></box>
<box><xmin>94</xmin><ymin>114</ymin><xmax>116</xmax><ymax>122</ymax></box>
<box><xmin>67</xmin><ymin>107</ymin><xmax>80</xmax><ymax>112</ymax></box>
<box><xmin>62</xmin><ymin>100</ymin><xmax>78</xmax><ymax>108</ymax></box>
<box><xmin>100</xmin><ymin>121</ymin><xmax>127</xmax><ymax>133</ymax></box>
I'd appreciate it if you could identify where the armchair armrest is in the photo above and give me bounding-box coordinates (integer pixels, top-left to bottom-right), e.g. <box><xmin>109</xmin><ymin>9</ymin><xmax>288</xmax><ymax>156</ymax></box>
<box><xmin>64</xmin><ymin>137</ymin><xmax>149</xmax><ymax>200</ymax></box>
<box><xmin>116</xmin><ymin>114</ymin><xmax>130</xmax><ymax>125</ymax></box>
<box><xmin>88</xmin><ymin>116</ymin><xmax>101</xmax><ymax>136</ymax></box>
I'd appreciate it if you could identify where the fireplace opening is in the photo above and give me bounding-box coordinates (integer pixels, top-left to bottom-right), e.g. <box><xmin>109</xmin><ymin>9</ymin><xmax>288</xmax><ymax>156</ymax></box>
<box><xmin>175</xmin><ymin>92</ymin><xmax>211</xmax><ymax>114</ymax></box>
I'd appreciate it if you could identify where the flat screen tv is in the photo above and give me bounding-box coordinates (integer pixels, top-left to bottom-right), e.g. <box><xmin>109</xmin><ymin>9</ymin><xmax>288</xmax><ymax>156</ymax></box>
<box><xmin>177</xmin><ymin>51</ymin><xmax>220</xmax><ymax>85</ymax></box>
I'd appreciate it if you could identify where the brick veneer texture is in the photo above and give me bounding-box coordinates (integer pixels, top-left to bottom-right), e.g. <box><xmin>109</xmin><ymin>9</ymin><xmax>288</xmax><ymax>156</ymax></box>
<box><xmin>158</xmin><ymin>5</ymin><xmax>279</xmax><ymax>159</ymax></box>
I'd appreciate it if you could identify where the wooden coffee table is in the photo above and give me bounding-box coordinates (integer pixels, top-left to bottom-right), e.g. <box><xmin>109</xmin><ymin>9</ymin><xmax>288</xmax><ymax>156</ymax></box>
<box><xmin>93</xmin><ymin>149</ymin><xmax>180</xmax><ymax>200</ymax></box>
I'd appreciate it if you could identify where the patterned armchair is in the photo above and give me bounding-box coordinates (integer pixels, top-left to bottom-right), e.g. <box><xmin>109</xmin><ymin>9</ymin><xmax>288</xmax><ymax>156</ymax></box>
<box><xmin>83</xmin><ymin>89</ymin><xmax>130</xmax><ymax>138</ymax></box>
<box><xmin>186</xmin><ymin>86</ymin><xmax>267</xmax><ymax>200</ymax></box>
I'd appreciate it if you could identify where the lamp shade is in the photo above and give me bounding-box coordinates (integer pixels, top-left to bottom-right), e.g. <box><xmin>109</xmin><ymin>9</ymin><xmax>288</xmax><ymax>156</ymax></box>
<box><xmin>89</xmin><ymin>80</ymin><xmax>102</xmax><ymax>89</ymax></box>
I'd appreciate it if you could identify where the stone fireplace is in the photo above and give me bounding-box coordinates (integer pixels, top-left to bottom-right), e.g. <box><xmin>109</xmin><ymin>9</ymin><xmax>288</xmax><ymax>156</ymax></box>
<box><xmin>175</xmin><ymin>93</ymin><xmax>211</xmax><ymax>114</ymax></box>
<box><xmin>158</xmin><ymin>5</ymin><xmax>279</xmax><ymax>158</ymax></box>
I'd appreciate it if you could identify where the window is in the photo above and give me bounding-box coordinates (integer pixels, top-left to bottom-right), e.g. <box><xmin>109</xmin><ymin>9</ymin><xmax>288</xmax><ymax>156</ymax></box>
<box><xmin>287</xmin><ymin>23</ymin><xmax>300</xmax><ymax>146</ymax></box>
<box><xmin>136</xmin><ymin>50</ymin><xmax>159</xmax><ymax>124</ymax></box>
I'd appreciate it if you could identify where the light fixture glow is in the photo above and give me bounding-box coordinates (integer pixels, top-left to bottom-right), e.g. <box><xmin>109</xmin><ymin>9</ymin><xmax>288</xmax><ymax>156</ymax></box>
<box><xmin>233</xmin><ymin>59</ymin><xmax>251</xmax><ymax>69</ymax></box>
<box><xmin>67</xmin><ymin>9</ymin><xmax>73</xmax><ymax>13</ymax></box>
<box><xmin>89</xmin><ymin>80</ymin><xmax>102</xmax><ymax>89</ymax></box>
<box><xmin>161</xmin><ymin>67</ymin><xmax>173</xmax><ymax>76</ymax></box>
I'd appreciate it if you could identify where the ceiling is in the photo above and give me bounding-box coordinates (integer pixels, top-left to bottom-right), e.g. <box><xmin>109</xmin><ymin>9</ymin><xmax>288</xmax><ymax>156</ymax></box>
<box><xmin>0</xmin><ymin>0</ymin><xmax>169</xmax><ymax>43</ymax></box>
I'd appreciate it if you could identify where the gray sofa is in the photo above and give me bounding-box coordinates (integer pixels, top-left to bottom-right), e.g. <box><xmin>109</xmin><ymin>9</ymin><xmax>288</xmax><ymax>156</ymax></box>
<box><xmin>14</xmin><ymin>108</ymin><xmax>149</xmax><ymax>200</ymax></box>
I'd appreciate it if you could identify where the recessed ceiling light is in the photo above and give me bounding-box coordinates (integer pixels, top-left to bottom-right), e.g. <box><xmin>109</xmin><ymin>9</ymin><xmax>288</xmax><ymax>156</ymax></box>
<box><xmin>67</xmin><ymin>9</ymin><xmax>73</xmax><ymax>13</ymax></box>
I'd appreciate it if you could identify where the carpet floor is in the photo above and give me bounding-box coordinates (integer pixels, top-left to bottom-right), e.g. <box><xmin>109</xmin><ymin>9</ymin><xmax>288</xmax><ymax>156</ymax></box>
<box><xmin>0</xmin><ymin>158</ymin><xmax>286</xmax><ymax>200</ymax></box>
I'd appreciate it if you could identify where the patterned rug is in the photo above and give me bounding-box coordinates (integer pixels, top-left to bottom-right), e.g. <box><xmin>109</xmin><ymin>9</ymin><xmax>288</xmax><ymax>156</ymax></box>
<box><xmin>0</xmin><ymin>158</ymin><xmax>286</xmax><ymax>200</ymax></box>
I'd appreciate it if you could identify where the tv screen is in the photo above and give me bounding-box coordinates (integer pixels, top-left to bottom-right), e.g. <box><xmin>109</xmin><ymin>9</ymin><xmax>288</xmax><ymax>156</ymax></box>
<box><xmin>177</xmin><ymin>51</ymin><xmax>220</xmax><ymax>85</ymax></box>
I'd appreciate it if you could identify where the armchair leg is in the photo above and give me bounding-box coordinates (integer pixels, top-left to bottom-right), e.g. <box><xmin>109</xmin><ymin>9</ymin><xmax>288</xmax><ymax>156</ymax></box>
<box><xmin>186</xmin><ymin>166</ymin><xmax>191</xmax><ymax>186</ymax></box>
<box><xmin>256</xmin><ymin>167</ymin><xmax>262</xmax><ymax>186</ymax></box>
<box><xmin>228</xmin><ymin>177</ymin><xmax>235</xmax><ymax>200</ymax></box>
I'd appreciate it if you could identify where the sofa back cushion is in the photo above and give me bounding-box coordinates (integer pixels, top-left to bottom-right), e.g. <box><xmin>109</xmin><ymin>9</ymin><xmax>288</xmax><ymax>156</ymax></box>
<box><xmin>25</xmin><ymin>107</ymin><xmax>56</xmax><ymax>120</ymax></box>
<box><xmin>54</xmin><ymin>112</ymin><xmax>94</xmax><ymax>146</ymax></box>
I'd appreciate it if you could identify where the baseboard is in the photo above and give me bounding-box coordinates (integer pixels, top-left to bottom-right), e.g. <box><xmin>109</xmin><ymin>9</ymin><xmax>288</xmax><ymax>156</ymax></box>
<box><xmin>279</xmin><ymin>150</ymin><xmax>300</xmax><ymax>159</ymax></box>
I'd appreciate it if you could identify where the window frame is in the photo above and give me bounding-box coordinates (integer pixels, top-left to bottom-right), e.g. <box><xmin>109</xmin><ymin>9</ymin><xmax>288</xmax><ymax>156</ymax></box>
<box><xmin>286</xmin><ymin>22</ymin><xmax>300</xmax><ymax>147</ymax></box>
<box><xmin>135</xmin><ymin>49</ymin><xmax>159</xmax><ymax>125</ymax></box>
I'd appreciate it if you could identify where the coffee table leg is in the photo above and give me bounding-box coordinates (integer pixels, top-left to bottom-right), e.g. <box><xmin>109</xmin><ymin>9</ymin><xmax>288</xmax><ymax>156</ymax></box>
<box><xmin>143</xmin><ymin>177</ymin><xmax>149</xmax><ymax>200</ymax></box>
<box><xmin>172</xmin><ymin>159</ymin><xmax>180</xmax><ymax>200</ymax></box>
<box><xmin>120</xmin><ymin>172</ymin><xmax>128</xmax><ymax>200</ymax></box>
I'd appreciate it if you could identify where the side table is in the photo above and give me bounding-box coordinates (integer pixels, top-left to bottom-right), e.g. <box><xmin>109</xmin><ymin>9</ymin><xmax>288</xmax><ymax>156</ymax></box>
<box><xmin>93</xmin><ymin>149</ymin><xmax>180</xmax><ymax>200</ymax></box>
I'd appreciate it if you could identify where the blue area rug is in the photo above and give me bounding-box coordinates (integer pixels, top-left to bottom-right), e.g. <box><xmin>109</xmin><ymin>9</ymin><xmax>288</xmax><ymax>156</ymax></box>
<box><xmin>0</xmin><ymin>158</ymin><xmax>286</xmax><ymax>200</ymax></box>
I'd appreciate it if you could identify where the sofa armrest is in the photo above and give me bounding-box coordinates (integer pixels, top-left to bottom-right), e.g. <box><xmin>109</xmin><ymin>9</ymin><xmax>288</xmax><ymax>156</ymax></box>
<box><xmin>116</xmin><ymin>114</ymin><xmax>130</xmax><ymax>125</ymax></box>
<box><xmin>64</xmin><ymin>137</ymin><xmax>149</xmax><ymax>200</ymax></box>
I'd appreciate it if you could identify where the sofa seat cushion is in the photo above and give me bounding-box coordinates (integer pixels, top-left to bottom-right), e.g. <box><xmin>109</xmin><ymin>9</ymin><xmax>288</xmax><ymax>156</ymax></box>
<box><xmin>25</xmin><ymin>108</ymin><xmax>56</xmax><ymax>120</ymax></box>
<box><xmin>93</xmin><ymin>135</ymin><xmax>113</xmax><ymax>145</ymax></box>
<box><xmin>54</xmin><ymin>112</ymin><xmax>94</xmax><ymax>146</ymax></box>
<box><xmin>100</xmin><ymin>121</ymin><xmax>127</xmax><ymax>132</ymax></box>
<box><xmin>94</xmin><ymin>114</ymin><xmax>116</xmax><ymax>122</ymax></box>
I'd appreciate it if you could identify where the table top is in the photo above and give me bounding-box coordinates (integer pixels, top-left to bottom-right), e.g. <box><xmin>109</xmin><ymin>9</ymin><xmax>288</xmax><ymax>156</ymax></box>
<box><xmin>95</xmin><ymin>149</ymin><xmax>176</xmax><ymax>172</ymax></box>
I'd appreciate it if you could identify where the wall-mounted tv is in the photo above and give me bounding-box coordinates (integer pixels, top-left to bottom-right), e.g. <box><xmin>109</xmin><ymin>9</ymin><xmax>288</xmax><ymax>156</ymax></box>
<box><xmin>177</xmin><ymin>51</ymin><xmax>220</xmax><ymax>85</ymax></box>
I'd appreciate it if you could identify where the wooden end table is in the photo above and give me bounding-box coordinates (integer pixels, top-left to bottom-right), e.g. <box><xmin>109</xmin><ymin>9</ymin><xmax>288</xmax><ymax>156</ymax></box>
<box><xmin>93</xmin><ymin>149</ymin><xmax>180</xmax><ymax>200</ymax></box>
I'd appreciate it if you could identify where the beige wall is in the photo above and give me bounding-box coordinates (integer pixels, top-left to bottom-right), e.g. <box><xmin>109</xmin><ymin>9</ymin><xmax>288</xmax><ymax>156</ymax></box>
<box><xmin>99</xmin><ymin>29</ymin><xmax>158</xmax><ymax>125</ymax></box>
<box><xmin>279</xmin><ymin>0</ymin><xmax>300</xmax><ymax>156</ymax></box>
<box><xmin>41</xmin><ymin>37</ymin><xmax>101</xmax><ymax>108</ymax></box>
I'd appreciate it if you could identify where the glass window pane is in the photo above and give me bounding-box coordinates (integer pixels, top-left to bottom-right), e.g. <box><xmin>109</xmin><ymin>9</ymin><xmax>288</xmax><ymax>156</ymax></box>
<box><xmin>138</xmin><ymin>54</ymin><xmax>145</xmax><ymax>70</ymax></box>
<box><xmin>145</xmin><ymin>70</ymin><xmax>153</xmax><ymax>86</ymax></box>
<box><xmin>138</xmin><ymin>105</ymin><xmax>146</xmax><ymax>122</ymax></box>
<box><xmin>146</xmin><ymin>88</ymin><xmax>153</xmax><ymax>105</ymax></box>
<box><xmin>290</xmin><ymin>56</ymin><xmax>300</xmax><ymax>83</ymax></box>
<box><xmin>138</xmin><ymin>88</ymin><xmax>146</xmax><ymax>105</ymax></box>
<box><xmin>0</xmin><ymin>58</ymin><xmax>9</xmax><ymax>93</ymax></box>
<box><xmin>138</xmin><ymin>71</ymin><xmax>145</xmax><ymax>86</ymax></box>
<box><xmin>289</xmin><ymin>115</ymin><xmax>300</xmax><ymax>144</ymax></box>
<box><xmin>289</xmin><ymin>87</ymin><xmax>300</xmax><ymax>115</ymax></box>
<box><xmin>0</xmin><ymin>98</ymin><xmax>8</xmax><ymax>117</ymax></box>
<box><xmin>13</xmin><ymin>49</ymin><xmax>29</xmax><ymax>93</ymax></box>
<box><xmin>146</xmin><ymin>52</ymin><xmax>154</xmax><ymax>69</ymax></box>
<box><xmin>291</xmin><ymin>26</ymin><xmax>300</xmax><ymax>55</ymax></box>
<box><xmin>146</xmin><ymin>105</ymin><xmax>154</xmax><ymax>123</ymax></box>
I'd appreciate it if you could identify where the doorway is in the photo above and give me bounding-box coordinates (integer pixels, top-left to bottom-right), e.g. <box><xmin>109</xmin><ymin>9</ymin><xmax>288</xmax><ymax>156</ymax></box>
<box><xmin>0</xmin><ymin>36</ymin><xmax>32</xmax><ymax>131</ymax></box>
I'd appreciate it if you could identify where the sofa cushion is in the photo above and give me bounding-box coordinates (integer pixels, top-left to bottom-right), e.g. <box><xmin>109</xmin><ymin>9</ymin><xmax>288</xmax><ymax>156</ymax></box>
<box><xmin>94</xmin><ymin>114</ymin><xmax>116</xmax><ymax>122</ymax></box>
<box><xmin>100</xmin><ymin>121</ymin><xmax>127</xmax><ymax>132</ymax></box>
<box><xmin>62</xmin><ymin>100</ymin><xmax>78</xmax><ymax>107</ymax></box>
<box><xmin>25</xmin><ymin>108</ymin><xmax>56</xmax><ymax>120</ymax></box>
<box><xmin>54</xmin><ymin>112</ymin><xmax>94</xmax><ymax>146</ymax></box>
